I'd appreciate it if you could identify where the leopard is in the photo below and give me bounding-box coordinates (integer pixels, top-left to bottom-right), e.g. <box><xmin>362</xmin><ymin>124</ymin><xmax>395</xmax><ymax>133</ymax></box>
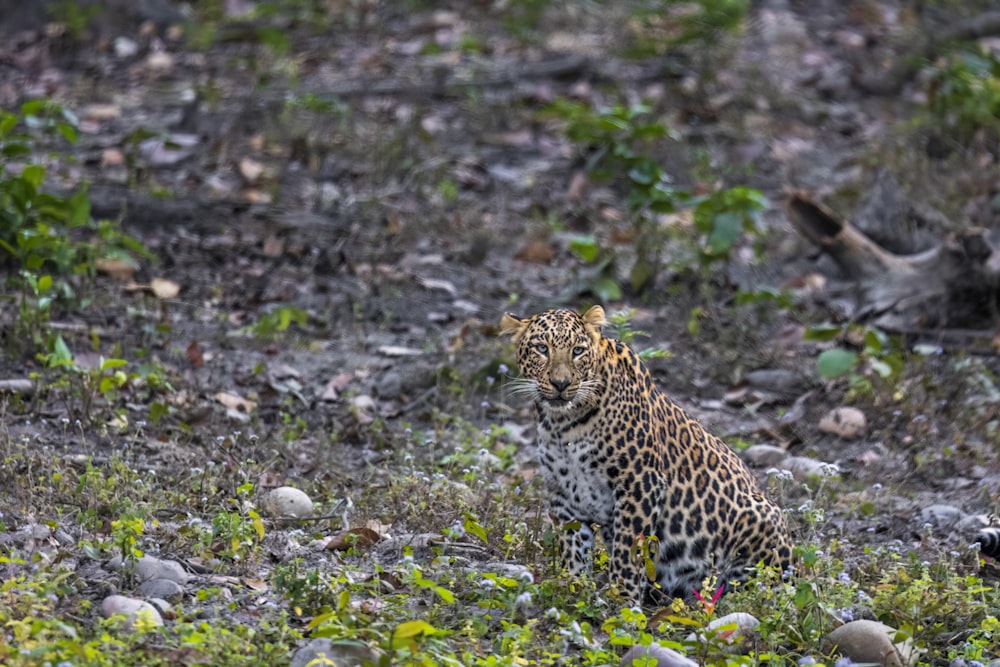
<box><xmin>500</xmin><ymin>304</ymin><xmax>794</xmax><ymax>603</ymax></box>
<box><xmin>980</xmin><ymin>527</ymin><xmax>1000</xmax><ymax>560</ymax></box>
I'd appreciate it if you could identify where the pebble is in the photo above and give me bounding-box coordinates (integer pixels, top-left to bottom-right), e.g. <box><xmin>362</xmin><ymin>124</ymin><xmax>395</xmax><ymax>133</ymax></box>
<box><xmin>101</xmin><ymin>595</ymin><xmax>164</xmax><ymax>630</ymax></box>
<box><xmin>919</xmin><ymin>504</ymin><xmax>963</xmax><ymax>531</ymax></box>
<box><xmin>742</xmin><ymin>444</ymin><xmax>788</xmax><ymax>468</ymax></box>
<box><xmin>619</xmin><ymin>644</ymin><xmax>697</xmax><ymax>667</ymax></box>
<box><xmin>686</xmin><ymin>612</ymin><xmax>759</xmax><ymax>647</ymax></box>
<box><xmin>139</xmin><ymin>577</ymin><xmax>185</xmax><ymax>603</ymax></box>
<box><xmin>782</xmin><ymin>456</ymin><xmax>839</xmax><ymax>481</ymax></box>
<box><xmin>818</xmin><ymin>406</ymin><xmax>867</xmax><ymax>439</ymax></box>
<box><xmin>825</xmin><ymin>619</ymin><xmax>918</xmax><ymax>667</ymax></box>
<box><xmin>291</xmin><ymin>638</ymin><xmax>382</xmax><ymax>667</ymax></box>
<box><xmin>108</xmin><ymin>555</ymin><xmax>191</xmax><ymax>584</ymax></box>
<box><xmin>264</xmin><ymin>486</ymin><xmax>314</xmax><ymax>518</ymax></box>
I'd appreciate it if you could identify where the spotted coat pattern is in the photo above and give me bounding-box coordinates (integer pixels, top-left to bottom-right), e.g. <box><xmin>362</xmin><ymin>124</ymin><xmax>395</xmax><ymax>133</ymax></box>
<box><xmin>500</xmin><ymin>305</ymin><xmax>793</xmax><ymax>601</ymax></box>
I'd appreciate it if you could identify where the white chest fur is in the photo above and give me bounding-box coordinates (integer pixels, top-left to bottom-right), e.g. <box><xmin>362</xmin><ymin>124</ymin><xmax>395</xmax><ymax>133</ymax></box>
<box><xmin>536</xmin><ymin>430</ymin><xmax>614</xmax><ymax>527</ymax></box>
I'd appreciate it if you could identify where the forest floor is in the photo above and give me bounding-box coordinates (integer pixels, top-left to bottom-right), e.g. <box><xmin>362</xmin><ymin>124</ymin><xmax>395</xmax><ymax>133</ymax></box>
<box><xmin>1</xmin><ymin>1</ymin><xmax>1000</xmax><ymax>665</ymax></box>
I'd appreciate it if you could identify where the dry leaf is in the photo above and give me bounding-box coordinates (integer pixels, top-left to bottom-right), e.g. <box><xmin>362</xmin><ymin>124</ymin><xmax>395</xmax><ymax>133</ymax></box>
<box><xmin>515</xmin><ymin>240</ymin><xmax>555</xmax><ymax>264</ymax></box>
<box><xmin>377</xmin><ymin>346</ymin><xmax>423</xmax><ymax>357</ymax></box>
<box><xmin>215</xmin><ymin>391</ymin><xmax>256</xmax><ymax>413</ymax></box>
<box><xmin>95</xmin><ymin>257</ymin><xmax>136</xmax><ymax>281</ymax></box>
<box><xmin>238</xmin><ymin>157</ymin><xmax>265</xmax><ymax>183</ymax></box>
<box><xmin>150</xmin><ymin>278</ymin><xmax>181</xmax><ymax>299</ymax></box>
<box><xmin>186</xmin><ymin>341</ymin><xmax>204</xmax><ymax>369</ymax></box>
<box><xmin>321</xmin><ymin>373</ymin><xmax>353</xmax><ymax>401</ymax></box>
<box><xmin>263</xmin><ymin>235</ymin><xmax>284</xmax><ymax>257</ymax></box>
<box><xmin>419</xmin><ymin>277</ymin><xmax>457</xmax><ymax>296</ymax></box>
<box><xmin>324</xmin><ymin>527</ymin><xmax>381</xmax><ymax>551</ymax></box>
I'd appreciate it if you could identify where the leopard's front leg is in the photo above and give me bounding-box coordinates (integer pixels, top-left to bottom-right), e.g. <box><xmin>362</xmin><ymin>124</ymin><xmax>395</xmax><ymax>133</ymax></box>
<box><xmin>609</xmin><ymin>485</ymin><xmax>663</xmax><ymax>603</ymax></box>
<box><xmin>551</xmin><ymin>501</ymin><xmax>595</xmax><ymax>575</ymax></box>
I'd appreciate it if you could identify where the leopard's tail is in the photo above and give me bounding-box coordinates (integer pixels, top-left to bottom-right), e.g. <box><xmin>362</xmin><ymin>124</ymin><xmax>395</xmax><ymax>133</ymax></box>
<box><xmin>978</xmin><ymin>527</ymin><xmax>1000</xmax><ymax>559</ymax></box>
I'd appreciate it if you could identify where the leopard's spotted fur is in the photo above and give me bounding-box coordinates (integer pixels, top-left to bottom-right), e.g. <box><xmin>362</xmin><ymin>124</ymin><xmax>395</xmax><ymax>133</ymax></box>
<box><xmin>500</xmin><ymin>305</ymin><xmax>793</xmax><ymax>601</ymax></box>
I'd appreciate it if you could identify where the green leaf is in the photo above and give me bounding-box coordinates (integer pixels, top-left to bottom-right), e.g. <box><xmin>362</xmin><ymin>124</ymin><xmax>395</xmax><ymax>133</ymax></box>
<box><xmin>592</xmin><ymin>276</ymin><xmax>622</xmax><ymax>302</ymax></box>
<box><xmin>569</xmin><ymin>235</ymin><xmax>600</xmax><ymax>263</ymax></box>
<box><xmin>68</xmin><ymin>188</ymin><xmax>91</xmax><ymax>227</ymax></box>
<box><xmin>433</xmin><ymin>585</ymin><xmax>455</xmax><ymax>604</ymax></box>
<box><xmin>149</xmin><ymin>401</ymin><xmax>168</xmax><ymax>423</ymax></box>
<box><xmin>705</xmin><ymin>211</ymin><xmax>742</xmax><ymax>255</ymax></box>
<box><xmin>55</xmin><ymin>121</ymin><xmax>78</xmax><ymax>144</ymax></box>
<box><xmin>802</xmin><ymin>324</ymin><xmax>842</xmax><ymax>342</ymax></box>
<box><xmin>817</xmin><ymin>348</ymin><xmax>858</xmax><ymax>378</ymax></box>
<box><xmin>463</xmin><ymin>517</ymin><xmax>488</xmax><ymax>544</ymax></box>
<box><xmin>38</xmin><ymin>274</ymin><xmax>53</xmax><ymax>291</ymax></box>
<box><xmin>394</xmin><ymin>620</ymin><xmax>438</xmax><ymax>638</ymax></box>
<box><xmin>863</xmin><ymin>327</ymin><xmax>887</xmax><ymax>353</ymax></box>
<box><xmin>99</xmin><ymin>357</ymin><xmax>128</xmax><ymax>371</ymax></box>
<box><xmin>21</xmin><ymin>164</ymin><xmax>46</xmax><ymax>189</ymax></box>
<box><xmin>51</xmin><ymin>335</ymin><xmax>74</xmax><ymax>364</ymax></box>
<box><xmin>21</xmin><ymin>99</ymin><xmax>45</xmax><ymax>117</ymax></box>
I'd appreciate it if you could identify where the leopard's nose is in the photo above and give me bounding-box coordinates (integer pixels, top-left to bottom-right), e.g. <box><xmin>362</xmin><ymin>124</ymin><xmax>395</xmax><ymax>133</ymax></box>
<box><xmin>551</xmin><ymin>379</ymin><xmax>570</xmax><ymax>393</ymax></box>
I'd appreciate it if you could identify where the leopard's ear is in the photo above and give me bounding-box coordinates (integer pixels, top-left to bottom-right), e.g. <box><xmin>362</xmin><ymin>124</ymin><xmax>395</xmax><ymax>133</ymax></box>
<box><xmin>582</xmin><ymin>305</ymin><xmax>606</xmax><ymax>332</ymax></box>
<box><xmin>499</xmin><ymin>313</ymin><xmax>528</xmax><ymax>344</ymax></box>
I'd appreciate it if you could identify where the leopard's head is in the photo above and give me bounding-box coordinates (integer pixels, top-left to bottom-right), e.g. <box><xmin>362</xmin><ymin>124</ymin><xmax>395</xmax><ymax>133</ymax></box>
<box><xmin>499</xmin><ymin>305</ymin><xmax>606</xmax><ymax>414</ymax></box>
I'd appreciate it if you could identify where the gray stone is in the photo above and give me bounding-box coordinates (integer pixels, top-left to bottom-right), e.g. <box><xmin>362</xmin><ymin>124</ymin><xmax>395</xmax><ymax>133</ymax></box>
<box><xmin>919</xmin><ymin>504</ymin><xmax>964</xmax><ymax>532</ymax></box>
<box><xmin>742</xmin><ymin>444</ymin><xmax>788</xmax><ymax>468</ymax></box>
<box><xmin>107</xmin><ymin>555</ymin><xmax>191</xmax><ymax>584</ymax></box>
<box><xmin>139</xmin><ymin>577</ymin><xmax>184</xmax><ymax>603</ymax></box>
<box><xmin>100</xmin><ymin>595</ymin><xmax>164</xmax><ymax>630</ymax></box>
<box><xmin>291</xmin><ymin>638</ymin><xmax>382</xmax><ymax>667</ymax></box>
<box><xmin>619</xmin><ymin>644</ymin><xmax>697</xmax><ymax>667</ymax></box>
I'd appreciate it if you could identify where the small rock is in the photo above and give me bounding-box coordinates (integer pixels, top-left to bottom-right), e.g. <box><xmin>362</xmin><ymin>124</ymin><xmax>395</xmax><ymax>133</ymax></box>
<box><xmin>108</xmin><ymin>555</ymin><xmax>191</xmax><ymax>584</ymax></box>
<box><xmin>139</xmin><ymin>577</ymin><xmax>184</xmax><ymax>603</ymax></box>
<box><xmin>686</xmin><ymin>612</ymin><xmax>759</xmax><ymax>646</ymax></box>
<box><xmin>742</xmin><ymin>444</ymin><xmax>788</xmax><ymax>468</ymax></box>
<box><xmin>113</xmin><ymin>36</ymin><xmax>139</xmax><ymax>58</ymax></box>
<box><xmin>101</xmin><ymin>595</ymin><xmax>164</xmax><ymax>630</ymax></box>
<box><xmin>783</xmin><ymin>456</ymin><xmax>839</xmax><ymax>481</ymax></box>
<box><xmin>818</xmin><ymin>406</ymin><xmax>867</xmax><ymax>439</ymax></box>
<box><xmin>264</xmin><ymin>486</ymin><xmax>314</xmax><ymax>518</ymax></box>
<box><xmin>619</xmin><ymin>644</ymin><xmax>697</xmax><ymax>667</ymax></box>
<box><xmin>919</xmin><ymin>504</ymin><xmax>964</xmax><ymax>532</ymax></box>
<box><xmin>826</xmin><ymin>619</ymin><xmax>919</xmax><ymax>667</ymax></box>
<box><xmin>291</xmin><ymin>638</ymin><xmax>382</xmax><ymax>667</ymax></box>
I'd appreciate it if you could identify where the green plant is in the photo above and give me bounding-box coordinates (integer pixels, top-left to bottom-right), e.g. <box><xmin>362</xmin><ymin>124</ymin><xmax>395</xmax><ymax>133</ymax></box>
<box><xmin>244</xmin><ymin>305</ymin><xmax>309</xmax><ymax>340</ymax></box>
<box><xmin>806</xmin><ymin>323</ymin><xmax>904</xmax><ymax>397</ymax></box>
<box><xmin>0</xmin><ymin>100</ymin><xmax>151</xmax><ymax>356</ymax></box>
<box><xmin>606</xmin><ymin>308</ymin><xmax>672</xmax><ymax>360</ymax></box>
<box><xmin>928</xmin><ymin>47</ymin><xmax>1000</xmax><ymax>140</ymax></box>
<box><xmin>544</xmin><ymin>99</ymin><xmax>767</xmax><ymax>296</ymax></box>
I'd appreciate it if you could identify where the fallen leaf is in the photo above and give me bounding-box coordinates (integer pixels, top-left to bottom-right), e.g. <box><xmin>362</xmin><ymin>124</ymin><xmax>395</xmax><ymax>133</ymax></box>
<box><xmin>377</xmin><ymin>346</ymin><xmax>423</xmax><ymax>357</ymax></box>
<box><xmin>515</xmin><ymin>240</ymin><xmax>555</xmax><ymax>264</ymax></box>
<box><xmin>187</xmin><ymin>341</ymin><xmax>204</xmax><ymax>369</ymax></box>
<box><xmin>321</xmin><ymin>373</ymin><xmax>353</xmax><ymax>401</ymax></box>
<box><xmin>101</xmin><ymin>148</ymin><xmax>125</xmax><ymax>167</ymax></box>
<box><xmin>150</xmin><ymin>278</ymin><xmax>181</xmax><ymax>299</ymax></box>
<box><xmin>419</xmin><ymin>277</ymin><xmax>457</xmax><ymax>295</ymax></box>
<box><xmin>239</xmin><ymin>156</ymin><xmax>265</xmax><ymax>183</ymax></box>
<box><xmin>263</xmin><ymin>235</ymin><xmax>284</xmax><ymax>257</ymax></box>
<box><xmin>325</xmin><ymin>527</ymin><xmax>381</xmax><ymax>551</ymax></box>
<box><xmin>214</xmin><ymin>391</ymin><xmax>257</xmax><ymax>413</ymax></box>
<box><xmin>96</xmin><ymin>257</ymin><xmax>136</xmax><ymax>281</ymax></box>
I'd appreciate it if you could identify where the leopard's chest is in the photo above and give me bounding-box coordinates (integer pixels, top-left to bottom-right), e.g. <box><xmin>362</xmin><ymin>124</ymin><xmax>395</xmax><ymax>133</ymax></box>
<box><xmin>537</xmin><ymin>428</ymin><xmax>614</xmax><ymax>525</ymax></box>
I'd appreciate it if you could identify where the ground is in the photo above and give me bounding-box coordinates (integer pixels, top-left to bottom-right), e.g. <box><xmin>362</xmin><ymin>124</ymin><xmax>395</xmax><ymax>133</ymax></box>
<box><xmin>1</xmin><ymin>1</ymin><xmax>1000</xmax><ymax>665</ymax></box>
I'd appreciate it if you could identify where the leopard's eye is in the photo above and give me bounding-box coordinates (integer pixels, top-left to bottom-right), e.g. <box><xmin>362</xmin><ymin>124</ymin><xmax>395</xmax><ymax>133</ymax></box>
<box><xmin>534</xmin><ymin>343</ymin><xmax>549</xmax><ymax>355</ymax></box>
<box><xmin>572</xmin><ymin>346</ymin><xmax>586</xmax><ymax>356</ymax></box>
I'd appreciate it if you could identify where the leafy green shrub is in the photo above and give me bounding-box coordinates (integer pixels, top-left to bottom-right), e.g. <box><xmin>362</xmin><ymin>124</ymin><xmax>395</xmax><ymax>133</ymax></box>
<box><xmin>543</xmin><ymin>99</ymin><xmax>766</xmax><ymax>296</ymax></box>
<box><xmin>928</xmin><ymin>47</ymin><xmax>1000</xmax><ymax>140</ymax></box>
<box><xmin>0</xmin><ymin>100</ymin><xmax>150</xmax><ymax>352</ymax></box>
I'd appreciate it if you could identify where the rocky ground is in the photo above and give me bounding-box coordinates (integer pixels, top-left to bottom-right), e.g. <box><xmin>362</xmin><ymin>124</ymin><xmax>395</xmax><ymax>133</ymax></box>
<box><xmin>1</xmin><ymin>1</ymin><xmax>999</xmax><ymax>665</ymax></box>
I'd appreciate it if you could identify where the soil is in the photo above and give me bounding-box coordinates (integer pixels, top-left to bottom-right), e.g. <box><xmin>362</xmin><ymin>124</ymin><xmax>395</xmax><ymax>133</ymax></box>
<box><xmin>1</xmin><ymin>0</ymin><xmax>1000</xmax><ymax>663</ymax></box>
